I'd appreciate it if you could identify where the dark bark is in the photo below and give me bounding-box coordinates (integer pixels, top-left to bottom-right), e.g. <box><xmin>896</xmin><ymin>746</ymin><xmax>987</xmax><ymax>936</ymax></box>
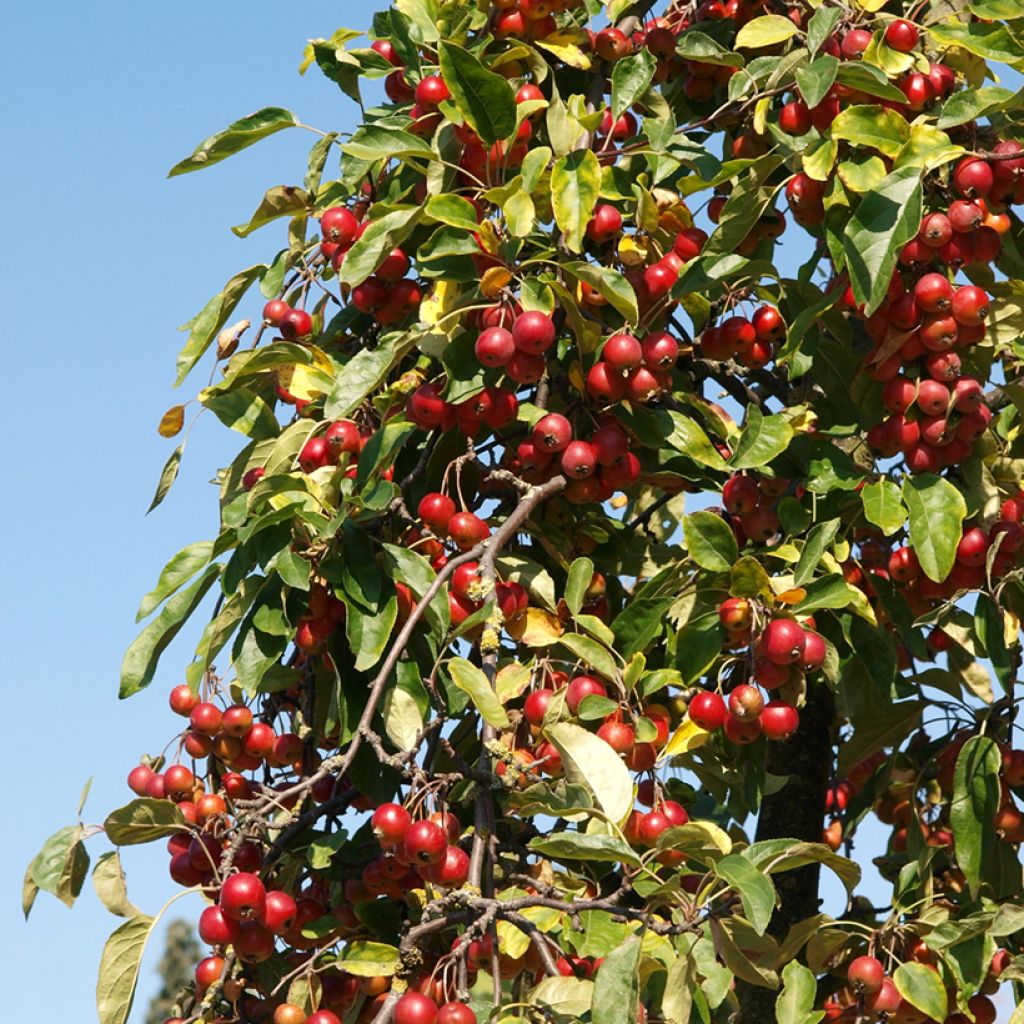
<box><xmin>736</xmin><ymin>681</ymin><xmax>836</xmax><ymax>1022</ymax></box>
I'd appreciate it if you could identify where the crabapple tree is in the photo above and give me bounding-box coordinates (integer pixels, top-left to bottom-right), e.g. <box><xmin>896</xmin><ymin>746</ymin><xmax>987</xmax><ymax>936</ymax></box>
<box><xmin>24</xmin><ymin>0</ymin><xmax>1024</xmax><ymax>1021</ymax></box>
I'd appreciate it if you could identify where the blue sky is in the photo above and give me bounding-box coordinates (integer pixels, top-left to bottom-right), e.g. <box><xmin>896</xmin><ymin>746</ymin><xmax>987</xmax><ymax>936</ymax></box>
<box><xmin>2</xmin><ymin>3</ymin><xmax>1015</xmax><ymax>1022</ymax></box>
<box><xmin>1</xmin><ymin>2</ymin><xmax>377</xmax><ymax>1016</ymax></box>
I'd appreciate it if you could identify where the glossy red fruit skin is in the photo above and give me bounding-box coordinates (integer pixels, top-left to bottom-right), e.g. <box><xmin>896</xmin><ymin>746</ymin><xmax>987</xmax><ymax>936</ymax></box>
<box><xmin>533</xmin><ymin>413</ymin><xmax>573</xmax><ymax>452</ymax></box>
<box><xmin>512</xmin><ymin>311</ymin><xmax>556</xmax><ymax>354</ymax></box>
<box><xmin>475</xmin><ymin>326</ymin><xmax>515</xmax><ymax>367</ymax></box>
<box><xmin>953</xmin><ymin>156</ymin><xmax>994</xmax><ymax>198</ymax></box>
<box><xmin>199</xmin><ymin>905</ymin><xmax>239</xmax><ymax>945</ymax></box>
<box><xmin>566</xmin><ymin>675</ymin><xmax>608</xmax><ymax>713</ymax></box>
<box><xmin>759</xmin><ymin>618</ymin><xmax>807</xmax><ymax>665</ymax></box>
<box><xmin>688</xmin><ymin>690</ymin><xmax>727</xmax><ymax>730</ymax></box>
<box><xmin>261</xmin><ymin>890</ymin><xmax>298</xmax><ymax>933</ymax></box>
<box><xmin>372</xmin><ymin>802</ymin><xmax>412</xmax><ymax>847</ymax></box>
<box><xmin>884</xmin><ymin>18</ymin><xmax>919</xmax><ymax>52</ymax></box>
<box><xmin>847</xmin><ymin>955</ymin><xmax>885</xmax><ymax>994</ymax></box>
<box><xmin>220</xmin><ymin>872</ymin><xmax>267</xmax><ymax>921</ymax></box>
<box><xmin>169</xmin><ymin>684</ymin><xmax>198</xmax><ymax>716</ymax></box>
<box><xmin>404</xmin><ymin>820</ymin><xmax>448</xmax><ymax>864</ymax></box>
<box><xmin>418</xmin><ymin>492</ymin><xmax>456</xmax><ymax>534</ymax></box>
<box><xmin>437</xmin><ymin>1003</ymin><xmax>477</xmax><ymax>1024</ymax></box>
<box><xmin>779</xmin><ymin>100</ymin><xmax>811</xmax><ymax>135</ymax></box>
<box><xmin>603</xmin><ymin>332</ymin><xmax>643</xmax><ymax>370</ymax></box>
<box><xmin>524</xmin><ymin>688</ymin><xmax>555</xmax><ymax>726</ymax></box>
<box><xmin>587</xmin><ymin>203</ymin><xmax>624</xmax><ymax>242</ymax></box>
<box><xmin>761</xmin><ymin>701</ymin><xmax>799</xmax><ymax>740</ymax></box>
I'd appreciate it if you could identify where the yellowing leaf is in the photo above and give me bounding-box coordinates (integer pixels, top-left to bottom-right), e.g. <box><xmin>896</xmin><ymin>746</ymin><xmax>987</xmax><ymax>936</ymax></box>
<box><xmin>158</xmin><ymin>405</ymin><xmax>185</xmax><ymax>438</ymax></box>
<box><xmin>419</xmin><ymin>279</ymin><xmax>460</xmax><ymax>327</ymax></box>
<box><xmin>481</xmin><ymin>266</ymin><xmax>513</xmax><ymax>297</ymax></box>
<box><xmin>666</xmin><ymin>718</ymin><xmax>713</xmax><ymax>756</ymax></box>
<box><xmin>774</xmin><ymin>587</ymin><xmax>807</xmax><ymax>605</ymax></box>
<box><xmin>277</xmin><ymin>363</ymin><xmax>333</xmax><ymax>401</ymax></box>
<box><xmin>507</xmin><ymin>607</ymin><xmax>564</xmax><ymax>647</ymax></box>
<box><xmin>546</xmin><ymin>722</ymin><xmax>634</xmax><ymax>824</ymax></box>
<box><xmin>535</xmin><ymin>29</ymin><xmax>593</xmax><ymax>70</ymax></box>
<box><xmin>735</xmin><ymin>15</ymin><xmax>800</xmax><ymax>48</ymax></box>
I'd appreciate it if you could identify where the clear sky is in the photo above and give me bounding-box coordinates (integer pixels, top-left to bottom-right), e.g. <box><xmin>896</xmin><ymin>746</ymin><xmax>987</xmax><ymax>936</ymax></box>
<box><xmin>1</xmin><ymin>2</ymin><xmax>378</xmax><ymax>1017</ymax></box>
<box><xmin>1</xmin><ymin>3</ymin><xmax>1014</xmax><ymax>1022</ymax></box>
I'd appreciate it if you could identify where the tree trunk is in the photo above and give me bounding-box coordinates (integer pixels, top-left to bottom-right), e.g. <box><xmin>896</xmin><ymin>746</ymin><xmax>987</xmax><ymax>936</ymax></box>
<box><xmin>736</xmin><ymin>681</ymin><xmax>835</xmax><ymax>1021</ymax></box>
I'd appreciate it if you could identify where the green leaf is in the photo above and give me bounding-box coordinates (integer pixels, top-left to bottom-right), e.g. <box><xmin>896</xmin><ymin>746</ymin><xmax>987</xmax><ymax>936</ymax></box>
<box><xmin>731</xmin><ymin>407</ymin><xmax>794</xmax><ymax>469</ymax></box>
<box><xmin>735</xmin><ymin>14</ymin><xmax>800</xmax><ymax>48</ymax></box>
<box><xmin>776</xmin><ymin>960</ymin><xmax>824</xmax><ymax>1024</ymax></box>
<box><xmin>531</xmin><ymin>976</ymin><xmax>595</xmax><ymax>1017</ymax></box>
<box><xmin>383</xmin><ymin>685</ymin><xmax>424</xmax><ymax>751</ymax></box>
<box><xmin>120</xmin><ymin>565</ymin><xmax>221</xmax><ymax>697</ymax></box>
<box><xmin>747</xmin><ymin>840</ymin><xmax>861</xmax><ymax>895</ymax></box>
<box><xmin>830</xmin><ymin>105</ymin><xmax>910</xmax><ymax>159</ymax></box>
<box><xmin>834</xmin><ymin>64</ymin><xmax>908</xmax><ymax>104</ymax></box>
<box><xmin>563</xmin><ymin>261</ymin><xmax>638</xmax><ymax>324</ymax></box>
<box><xmin>96</xmin><ymin>914</ymin><xmax>156</xmax><ymax>1024</ymax></box>
<box><xmin>716</xmin><ymin>855</ymin><xmax>776</xmax><ymax>935</ymax></box>
<box><xmin>175</xmin><ymin>264</ymin><xmax>265</xmax><ymax>385</ymax></box>
<box><xmin>137</xmin><ymin>541</ymin><xmax>214</xmax><ymax>621</ymax></box>
<box><xmin>806</xmin><ymin>7</ymin><xmax>842</xmax><ymax>53</ymax></box>
<box><xmin>565</xmin><ymin>557</ymin><xmax>596</xmax><ymax>616</ymax></box>
<box><xmin>382</xmin><ymin>543</ymin><xmax>449</xmax><ymax>637</ymax></box>
<box><xmin>232</xmin><ymin>185</ymin><xmax>308</xmax><ymax>237</ymax></box>
<box><xmin>92</xmin><ymin>852</ymin><xmax>141</xmax><ymax>919</ymax></box>
<box><xmin>201</xmin><ymin>387</ymin><xmax>280</xmax><ymax>440</ymax></box>
<box><xmin>902</xmin><ymin>474</ymin><xmax>967</xmax><ymax>583</ymax></box>
<box><xmin>104</xmin><ymin>799</ymin><xmax>187</xmax><ymax>846</ymax></box>
<box><xmin>794</xmin><ymin>518</ymin><xmax>840</xmax><ymax>586</ymax></box>
<box><xmin>927</xmin><ymin>20</ymin><xmax>1024</xmax><ymax>63</ymax></box>
<box><xmin>795</xmin><ymin>55</ymin><xmax>839</xmax><ymax>109</ymax></box>
<box><xmin>529</xmin><ymin>830</ymin><xmax>642</xmax><ymax>867</ymax></box>
<box><xmin>707</xmin><ymin>155</ymin><xmax>784</xmax><ymax>256</ymax></box>
<box><xmin>666</xmin><ymin>411</ymin><xmax>729</xmax><ymax>469</ymax></box>
<box><xmin>843</xmin><ymin>165</ymin><xmax>922</xmax><ymax>314</ymax></box>
<box><xmin>424</xmin><ymin>193</ymin><xmax>482</xmax><ymax>232</ymax></box>
<box><xmin>448</xmin><ymin>657</ymin><xmax>509</xmax><ymax>728</ymax></box>
<box><xmin>559</xmin><ymin>632</ymin><xmax>618</xmax><ymax>682</ymax></box>
<box><xmin>860</xmin><ymin>479</ymin><xmax>907</xmax><ymax>536</ymax></box>
<box><xmin>675</xmin><ymin>30</ymin><xmax>745</xmax><ymax>66</ymax></box>
<box><xmin>837</xmin><ymin>701</ymin><xmax>924</xmax><ymax>775</ymax></box>
<box><xmin>29</xmin><ymin>825</ymin><xmax>89</xmax><ymax>908</ymax></box>
<box><xmin>307</xmin><ymin>831</ymin><xmax>349</xmax><ymax>870</ymax></box>
<box><xmin>976</xmin><ymin>595</ymin><xmax>1012</xmax><ymax>693</ymax></box>
<box><xmin>147</xmin><ymin>444</ymin><xmax>183</xmax><ymax>514</ymax></box>
<box><xmin>951</xmin><ymin>735</ymin><xmax>1002</xmax><ymax>898</ymax></box>
<box><xmin>335</xmin><ymin>941</ymin><xmax>401</xmax><ymax>976</ymax></box>
<box><xmin>611</xmin><ymin>50</ymin><xmax>657</xmax><ymax>120</ymax></box>
<box><xmin>545</xmin><ymin>722</ymin><xmax>634</xmax><ymax>824</ymax></box>
<box><xmin>168</xmin><ymin>107</ymin><xmax>298</xmax><ymax>176</ymax></box>
<box><xmin>937</xmin><ymin>85</ymin><xmax>1015</xmax><ymax>129</ymax></box>
<box><xmin>338</xmin><ymin>206</ymin><xmax>423</xmax><ymax>287</ymax></box>
<box><xmin>551</xmin><ymin>149</ymin><xmax>601</xmax><ymax>253</ymax></box>
<box><xmin>438</xmin><ymin>41</ymin><xmax>517</xmax><ymax>146</ymax></box>
<box><xmin>324</xmin><ymin>332</ymin><xmax>417</xmax><ymax>419</ymax></box>
<box><xmin>342</xmin><ymin>124</ymin><xmax>435</xmax><ymax>161</ymax></box>
<box><xmin>892</xmin><ymin>963</ymin><xmax>948</xmax><ymax>1023</ymax></box>
<box><xmin>592</xmin><ymin>936</ymin><xmax>642</xmax><ymax>1024</ymax></box>
<box><xmin>684</xmin><ymin>511</ymin><xmax>738</xmax><ymax>572</ymax></box>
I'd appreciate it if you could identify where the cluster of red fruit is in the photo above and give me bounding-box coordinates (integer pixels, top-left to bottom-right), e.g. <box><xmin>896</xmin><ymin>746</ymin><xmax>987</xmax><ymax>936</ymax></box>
<box><xmin>623</xmin><ymin>788</ymin><xmax>691</xmax><ymax>866</ymax></box>
<box><xmin>886</xmin><ymin>513</ymin><xmax>1023</xmax><ymax>609</ymax></box>
<box><xmin>721</xmin><ymin>471</ymin><xmax>790</xmax><ymax>546</ymax></box>
<box><xmin>687</xmin><ymin>613</ymin><xmax>824</xmax><ymax>743</ymax></box>
<box><xmin>514</xmin><ymin>670</ymin><xmax>673</xmax><ymax>774</ymax></box>
<box><xmin>823</xmin><ymin>950</ymin><xmax>1002</xmax><ymax>1023</ymax></box>
<box><xmin>698</xmin><ymin>303</ymin><xmax>787</xmax><ymax>371</ymax></box>
<box><xmin>407</xmin><ymin>381</ymin><xmax>520</xmax><ymax>435</ymax></box>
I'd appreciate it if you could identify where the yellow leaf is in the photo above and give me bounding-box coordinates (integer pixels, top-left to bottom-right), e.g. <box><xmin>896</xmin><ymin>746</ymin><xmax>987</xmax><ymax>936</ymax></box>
<box><xmin>278</xmin><ymin>363</ymin><xmax>332</xmax><ymax>401</ymax></box>
<box><xmin>420</xmin><ymin>279</ymin><xmax>460</xmax><ymax>327</ymax></box>
<box><xmin>158</xmin><ymin>405</ymin><xmax>186</xmax><ymax>438</ymax></box>
<box><xmin>754</xmin><ymin>96</ymin><xmax>771</xmax><ymax>136</ymax></box>
<box><xmin>665</xmin><ymin>717</ymin><xmax>713</xmax><ymax>756</ymax></box>
<box><xmin>481</xmin><ymin>266</ymin><xmax>513</xmax><ymax>298</ymax></box>
<box><xmin>734</xmin><ymin>14</ymin><xmax>800</xmax><ymax>48</ymax></box>
<box><xmin>477</xmin><ymin>220</ymin><xmax>501</xmax><ymax>254</ymax></box>
<box><xmin>507</xmin><ymin>607</ymin><xmax>564</xmax><ymax>647</ymax></box>
<box><xmin>534</xmin><ymin>29</ymin><xmax>593</xmax><ymax>70</ymax></box>
<box><xmin>567</xmin><ymin>360</ymin><xmax>586</xmax><ymax>394</ymax></box>
<box><xmin>774</xmin><ymin>587</ymin><xmax>807</xmax><ymax>605</ymax></box>
<box><xmin>617</xmin><ymin>234</ymin><xmax>648</xmax><ymax>267</ymax></box>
